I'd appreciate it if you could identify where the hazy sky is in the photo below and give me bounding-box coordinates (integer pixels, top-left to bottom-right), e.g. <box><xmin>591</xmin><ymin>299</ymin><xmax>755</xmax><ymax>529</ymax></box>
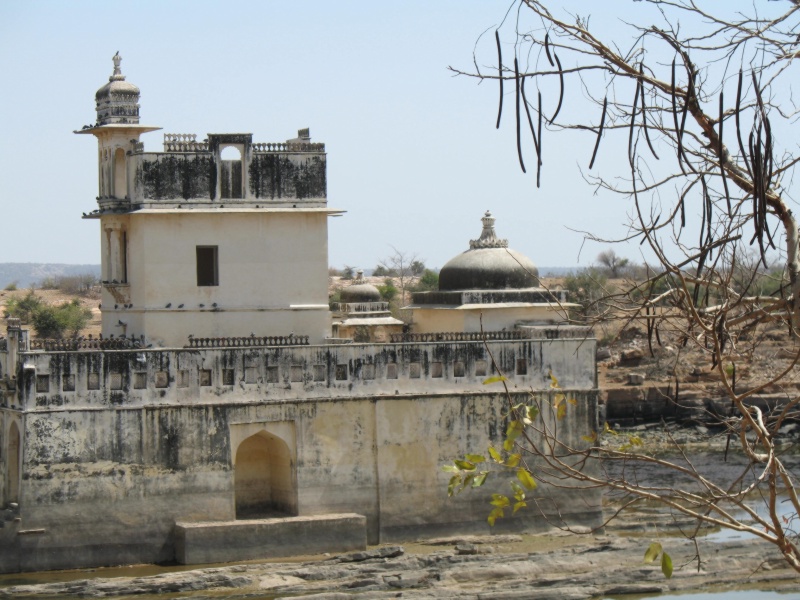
<box><xmin>0</xmin><ymin>1</ymin><xmax>764</xmax><ymax>271</ymax></box>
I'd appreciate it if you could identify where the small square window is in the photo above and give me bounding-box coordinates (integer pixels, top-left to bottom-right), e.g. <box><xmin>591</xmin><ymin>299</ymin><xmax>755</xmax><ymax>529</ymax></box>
<box><xmin>36</xmin><ymin>375</ymin><xmax>50</xmax><ymax>393</ymax></box>
<box><xmin>199</xmin><ymin>369</ymin><xmax>212</xmax><ymax>387</ymax></box>
<box><xmin>155</xmin><ymin>371</ymin><xmax>169</xmax><ymax>388</ymax></box>
<box><xmin>177</xmin><ymin>370</ymin><xmax>190</xmax><ymax>388</ymax></box>
<box><xmin>313</xmin><ymin>365</ymin><xmax>326</xmax><ymax>382</ymax></box>
<box><xmin>431</xmin><ymin>362</ymin><xmax>443</xmax><ymax>378</ymax></box>
<box><xmin>134</xmin><ymin>372</ymin><xmax>147</xmax><ymax>389</ymax></box>
<box><xmin>290</xmin><ymin>366</ymin><xmax>303</xmax><ymax>382</ymax></box>
<box><xmin>245</xmin><ymin>366</ymin><xmax>258</xmax><ymax>384</ymax></box>
<box><xmin>362</xmin><ymin>364</ymin><xmax>375</xmax><ymax>380</ymax></box>
<box><xmin>62</xmin><ymin>374</ymin><xmax>75</xmax><ymax>392</ymax></box>
<box><xmin>110</xmin><ymin>373</ymin><xmax>123</xmax><ymax>390</ymax></box>
<box><xmin>196</xmin><ymin>245</ymin><xmax>219</xmax><ymax>286</ymax></box>
<box><xmin>266</xmin><ymin>366</ymin><xmax>279</xmax><ymax>383</ymax></box>
<box><xmin>454</xmin><ymin>361</ymin><xmax>465</xmax><ymax>378</ymax></box>
<box><xmin>409</xmin><ymin>362</ymin><xmax>421</xmax><ymax>379</ymax></box>
<box><xmin>387</xmin><ymin>363</ymin><xmax>398</xmax><ymax>379</ymax></box>
<box><xmin>335</xmin><ymin>364</ymin><xmax>348</xmax><ymax>381</ymax></box>
<box><xmin>222</xmin><ymin>368</ymin><xmax>235</xmax><ymax>386</ymax></box>
<box><xmin>475</xmin><ymin>360</ymin><xmax>488</xmax><ymax>377</ymax></box>
<box><xmin>516</xmin><ymin>358</ymin><xmax>528</xmax><ymax>376</ymax></box>
<box><xmin>87</xmin><ymin>372</ymin><xmax>100</xmax><ymax>390</ymax></box>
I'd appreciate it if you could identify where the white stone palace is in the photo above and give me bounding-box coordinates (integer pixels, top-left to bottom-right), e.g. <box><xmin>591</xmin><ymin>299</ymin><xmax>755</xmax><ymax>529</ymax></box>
<box><xmin>0</xmin><ymin>55</ymin><xmax>600</xmax><ymax>573</ymax></box>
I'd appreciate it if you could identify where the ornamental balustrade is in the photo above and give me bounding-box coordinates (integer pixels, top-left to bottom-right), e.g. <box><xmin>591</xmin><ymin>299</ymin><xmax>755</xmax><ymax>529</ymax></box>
<box><xmin>185</xmin><ymin>335</ymin><xmax>310</xmax><ymax>348</ymax></box>
<box><xmin>30</xmin><ymin>335</ymin><xmax>146</xmax><ymax>351</ymax></box>
<box><xmin>389</xmin><ymin>331</ymin><xmax>527</xmax><ymax>343</ymax></box>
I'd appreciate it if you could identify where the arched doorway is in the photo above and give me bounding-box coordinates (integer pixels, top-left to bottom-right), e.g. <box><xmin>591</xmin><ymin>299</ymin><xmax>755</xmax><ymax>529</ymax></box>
<box><xmin>113</xmin><ymin>147</ymin><xmax>127</xmax><ymax>199</ymax></box>
<box><xmin>8</xmin><ymin>422</ymin><xmax>20</xmax><ymax>504</ymax></box>
<box><xmin>234</xmin><ymin>431</ymin><xmax>296</xmax><ymax>518</ymax></box>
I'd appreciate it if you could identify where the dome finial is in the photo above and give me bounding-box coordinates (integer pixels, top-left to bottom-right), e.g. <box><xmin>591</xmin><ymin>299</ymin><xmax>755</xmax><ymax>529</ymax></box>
<box><xmin>470</xmin><ymin>210</ymin><xmax>508</xmax><ymax>249</ymax></box>
<box><xmin>110</xmin><ymin>52</ymin><xmax>125</xmax><ymax>81</ymax></box>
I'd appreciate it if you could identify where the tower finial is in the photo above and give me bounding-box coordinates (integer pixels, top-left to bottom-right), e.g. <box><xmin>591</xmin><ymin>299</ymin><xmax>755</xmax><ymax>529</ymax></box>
<box><xmin>110</xmin><ymin>52</ymin><xmax>124</xmax><ymax>81</ymax></box>
<box><xmin>469</xmin><ymin>210</ymin><xmax>508</xmax><ymax>249</ymax></box>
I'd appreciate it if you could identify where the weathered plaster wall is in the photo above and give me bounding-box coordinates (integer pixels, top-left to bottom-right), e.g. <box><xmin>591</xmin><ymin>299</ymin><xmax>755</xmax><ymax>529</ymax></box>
<box><xmin>411</xmin><ymin>305</ymin><xmax>565</xmax><ymax>334</ymax></box>
<box><xmin>100</xmin><ymin>210</ymin><xmax>331</xmax><ymax>346</ymax></box>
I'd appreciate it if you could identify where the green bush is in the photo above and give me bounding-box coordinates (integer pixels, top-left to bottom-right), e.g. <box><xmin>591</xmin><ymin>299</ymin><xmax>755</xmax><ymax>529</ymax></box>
<box><xmin>378</xmin><ymin>279</ymin><xmax>398</xmax><ymax>301</ymax></box>
<box><xmin>414</xmin><ymin>269</ymin><xmax>439</xmax><ymax>292</ymax></box>
<box><xmin>3</xmin><ymin>291</ymin><xmax>44</xmax><ymax>323</ymax></box>
<box><xmin>563</xmin><ymin>268</ymin><xmax>609</xmax><ymax>316</ymax></box>
<box><xmin>31</xmin><ymin>299</ymin><xmax>92</xmax><ymax>339</ymax></box>
<box><xmin>3</xmin><ymin>281</ymin><xmax>18</xmax><ymax>292</ymax></box>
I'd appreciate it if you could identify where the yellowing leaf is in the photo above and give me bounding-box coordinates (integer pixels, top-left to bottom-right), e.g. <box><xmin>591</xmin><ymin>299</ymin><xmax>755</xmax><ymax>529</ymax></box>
<box><xmin>483</xmin><ymin>375</ymin><xmax>507</xmax><ymax>385</ymax></box>
<box><xmin>447</xmin><ymin>474</ymin><xmax>461</xmax><ymax>497</ymax></box>
<box><xmin>516</xmin><ymin>469</ymin><xmax>537</xmax><ymax>490</ymax></box>
<box><xmin>488</xmin><ymin>446</ymin><xmax>503</xmax><ymax>463</ymax></box>
<box><xmin>442</xmin><ymin>464</ymin><xmax>460</xmax><ymax>473</ymax></box>
<box><xmin>554</xmin><ymin>392</ymin><xmax>566</xmax><ymax>406</ymax></box>
<box><xmin>661</xmin><ymin>552</ymin><xmax>673</xmax><ymax>578</ymax></box>
<box><xmin>527</xmin><ymin>406</ymin><xmax>539</xmax><ymax>421</ymax></box>
<box><xmin>454</xmin><ymin>459</ymin><xmax>476</xmax><ymax>471</ymax></box>
<box><xmin>465</xmin><ymin>454</ymin><xmax>486</xmax><ymax>464</ymax></box>
<box><xmin>604</xmin><ymin>422</ymin><xmax>618</xmax><ymax>436</ymax></box>
<box><xmin>490</xmin><ymin>494</ymin><xmax>510</xmax><ymax>508</ymax></box>
<box><xmin>549</xmin><ymin>371</ymin><xmax>560</xmax><ymax>389</ymax></box>
<box><xmin>644</xmin><ymin>542</ymin><xmax>662</xmax><ymax>564</ymax></box>
<box><xmin>567</xmin><ymin>397</ymin><xmax>577</xmax><ymax>406</ymax></box>
<box><xmin>488</xmin><ymin>506</ymin><xmax>504</xmax><ymax>526</ymax></box>
<box><xmin>513</xmin><ymin>501</ymin><xmax>527</xmax><ymax>514</ymax></box>
<box><xmin>505</xmin><ymin>453</ymin><xmax>521</xmax><ymax>468</ymax></box>
<box><xmin>582</xmin><ymin>431</ymin><xmax>598</xmax><ymax>443</ymax></box>
<box><xmin>503</xmin><ymin>438</ymin><xmax>516</xmax><ymax>452</ymax></box>
<box><xmin>629</xmin><ymin>436</ymin><xmax>643</xmax><ymax>447</ymax></box>
<box><xmin>557</xmin><ymin>402</ymin><xmax>567</xmax><ymax>420</ymax></box>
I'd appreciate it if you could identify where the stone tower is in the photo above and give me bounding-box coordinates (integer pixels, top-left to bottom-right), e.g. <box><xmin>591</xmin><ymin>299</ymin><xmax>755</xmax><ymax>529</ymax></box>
<box><xmin>76</xmin><ymin>54</ymin><xmax>339</xmax><ymax>347</ymax></box>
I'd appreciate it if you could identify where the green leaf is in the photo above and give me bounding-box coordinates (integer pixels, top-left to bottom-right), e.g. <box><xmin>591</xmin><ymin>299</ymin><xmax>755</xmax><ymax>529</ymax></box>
<box><xmin>447</xmin><ymin>474</ymin><xmax>461</xmax><ymax>497</ymax></box>
<box><xmin>644</xmin><ymin>542</ymin><xmax>662</xmax><ymax>564</ymax></box>
<box><xmin>483</xmin><ymin>375</ymin><xmax>507</xmax><ymax>385</ymax></box>
<box><xmin>454</xmin><ymin>459</ymin><xmax>476</xmax><ymax>471</ymax></box>
<box><xmin>490</xmin><ymin>494</ymin><xmax>510</xmax><ymax>508</ymax></box>
<box><xmin>510</xmin><ymin>481</ymin><xmax>525</xmax><ymax>501</ymax></box>
<box><xmin>628</xmin><ymin>435</ymin><xmax>643</xmax><ymax>447</ymax></box>
<box><xmin>526</xmin><ymin>406</ymin><xmax>539</xmax><ymax>422</ymax></box>
<box><xmin>503</xmin><ymin>437</ymin><xmax>516</xmax><ymax>452</ymax></box>
<box><xmin>661</xmin><ymin>552</ymin><xmax>673</xmax><ymax>578</ymax></box>
<box><xmin>488</xmin><ymin>507</ymin><xmax>504</xmax><ymax>526</ymax></box>
<box><xmin>505</xmin><ymin>453</ymin><xmax>521</xmax><ymax>468</ymax></box>
<box><xmin>441</xmin><ymin>464</ymin><xmax>460</xmax><ymax>473</ymax></box>
<box><xmin>472</xmin><ymin>472</ymin><xmax>488</xmax><ymax>487</ymax></box>
<box><xmin>549</xmin><ymin>371</ymin><xmax>560</xmax><ymax>389</ymax></box>
<box><xmin>465</xmin><ymin>454</ymin><xmax>486</xmax><ymax>464</ymax></box>
<box><xmin>513</xmin><ymin>500</ymin><xmax>527</xmax><ymax>514</ymax></box>
<box><xmin>557</xmin><ymin>402</ymin><xmax>567</xmax><ymax>420</ymax></box>
<box><xmin>516</xmin><ymin>469</ymin><xmax>537</xmax><ymax>490</ymax></box>
<box><xmin>488</xmin><ymin>446</ymin><xmax>503</xmax><ymax>463</ymax></box>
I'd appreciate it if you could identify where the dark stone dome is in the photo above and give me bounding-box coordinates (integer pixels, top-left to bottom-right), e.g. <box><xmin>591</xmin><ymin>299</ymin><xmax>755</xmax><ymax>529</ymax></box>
<box><xmin>341</xmin><ymin>283</ymin><xmax>382</xmax><ymax>302</ymax></box>
<box><xmin>438</xmin><ymin>211</ymin><xmax>539</xmax><ymax>291</ymax></box>
<box><xmin>95</xmin><ymin>53</ymin><xmax>141</xmax><ymax>125</ymax></box>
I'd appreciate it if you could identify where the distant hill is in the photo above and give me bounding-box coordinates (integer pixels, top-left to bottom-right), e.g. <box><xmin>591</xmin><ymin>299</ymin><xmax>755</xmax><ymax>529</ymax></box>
<box><xmin>539</xmin><ymin>267</ymin><xmax>578</xmax><ymax>277</ymax></box>
<box><xmin>0</xmin><ymin>263</ymin><xmax>101</xmax><ymax>289</ymax></box>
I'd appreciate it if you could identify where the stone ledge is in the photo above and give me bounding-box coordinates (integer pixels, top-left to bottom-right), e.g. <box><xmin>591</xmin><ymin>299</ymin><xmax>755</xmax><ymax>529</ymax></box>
<box><xmin>174</xmin><ymin>513</ymin><xmax>367</xmax><ymax>565</ymax></box>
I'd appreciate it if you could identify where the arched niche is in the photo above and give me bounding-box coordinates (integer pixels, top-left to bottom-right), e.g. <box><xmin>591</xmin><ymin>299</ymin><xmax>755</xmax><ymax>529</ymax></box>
<box><xmin>219</xmin><ymin>144</ymin><xmax>243</xmax><ymax>199</ymax></box>
<box><xmin>8</xmin><ymin>422</ymin><xmax>20</xmax><ymax>504</ymax></box>
<box><xmin>231</xmin><ymin>423</ymin><xmax>297</xmax><ymax>519</ymax></box>
<box><xmin>113</xmin><ymin>147</ymin><xmax>127</xmax><ymax>199</ymax></box>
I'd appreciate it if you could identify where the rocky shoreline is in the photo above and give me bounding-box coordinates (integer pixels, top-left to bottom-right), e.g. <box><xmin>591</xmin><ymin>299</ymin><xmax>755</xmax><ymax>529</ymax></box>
<box><xmin>1</xmin><ymin>526</ymin><xmax>797</xmax><ymax>599</ymax></box>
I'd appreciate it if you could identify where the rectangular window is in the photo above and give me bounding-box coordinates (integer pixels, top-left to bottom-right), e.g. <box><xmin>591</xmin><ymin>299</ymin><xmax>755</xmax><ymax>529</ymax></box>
<box><xmin>362</xmin><ymin>364</ymin><xmax>375</xmax><ymax>380</ymax></box>
<box><xmin>196</xmin><ymin>246</ymin><xmax>219</xmax><ymax>286</ymax></box>
<box><xmin>266</xmin><ymin>366</ymin><xmax>279</xmax><ymax>383</ymax></box>
<box><xmin>409</xmin><ymin>362</ymin><xmax>421</xmax><ymax>379</ymax></box>
<box><xmin>199</xmin><ymin>369</ymin><xmax>212</xmax><ymax>387</ymax></box>
<box><xmin>134</xmin><ymin>372</ymin><xmax>147</xmax><ymax>389</ymax></box>
<box><xmin>62</xmin><ymin>374</ymin><xmax>76</xmax><ymax>392</ymax></box>
<box><xmin>516</xmin><ymin>358</ymin><xmax>528</xmax><ymax>376</ymax></box>
<box><xmin>475</xmin><ymin>360</ymin><xmax>488</xmax><ymax>377</ymax></box>
<box><xmin>87</xmin><ymin>372</ymin><xmax>100</xmax><ymax>390</ymax></box>
<box><xmin>110</xmin><ymin>373</ymin><xmax>123</xmax><ymax>390</ymax></box>
<box><xmin>222</xmin><ymin>368</ymin><xmax>235</xmax><ymax>386</ymax></box>
<box><xmin>290</xmin><ymin>366</ymin><xmax>304</xmax><ymax>382</ymax></box>
<box><xmin>454</xmin><ymin>361</ymin><xmax>465</xmax><ymax>378</ymax></box>
<box><xmin>245</xmin><ymin>366</ymin><xmax>259</xmax><ymax>384</ymax></box>
<box><xmin>431</xmin><ymin>362</ymin><xmax>443</xmax><ymax>378</ymax></box>
<box><xmin>335</xmin><ymin>364</ymin><xmax>348</xmax><ymax>381</ymax></box>
<box><xmin>36</xmin><ymin>375</ymin><xmax>50</xmax><ymax>393</ymax></box>
<box><xmin>155</xmin><ymin>371</ymin><xmax>169</xmax><ymax>388</ymax></box>
<box><xmin>313</xmin><ymin>365</ymin><xmax>326</xmax><ymax>382</ymax></box>
<box><xmin>386</xmin><ymin>363</ymin><xmax>398</xmax><ymax>379</ymax></box>
<box><xmin>177</xmin><ymin>370</ymin><xmax>190</xmax><ymax>388</ymax></box>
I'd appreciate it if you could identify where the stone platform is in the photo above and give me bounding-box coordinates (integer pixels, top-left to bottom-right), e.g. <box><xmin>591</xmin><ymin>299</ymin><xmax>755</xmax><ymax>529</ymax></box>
<box><xmin>174</xmin><ymin>513</ymin><xmax>367</xmax><ymax>565</ymax></box>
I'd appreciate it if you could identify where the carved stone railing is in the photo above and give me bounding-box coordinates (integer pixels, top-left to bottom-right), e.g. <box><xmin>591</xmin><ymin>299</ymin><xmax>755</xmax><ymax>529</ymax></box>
<box><xmin>252</xmin><ymin>142</ymin><xmax>325</xmax><ymax>153</ymax></box>
<box><xmin>185</xmin><ymin>334</ymin><xmax>310</xmax><ymax>348</ymax></box>
<box><xmin>30</xmin><ymin>335</ymin><xmax>146</xmax><ymax>351</ymax></box>
<box><xmin>331</xmin><ymin>302</ymin><xmax>390</xmax><ymax>314</ymax></box>
<box><xmin>324</xmin><ymin>337</ymin><xmax>354</xmax><ymax>345</ymax></box>
<box><xmin>6</xmin><ymin>318</ymin><xmax>21</xmax><ymax>330</ymax></box>
<box><xmin>389</xmin><ymin>331</ymin><xmax>528</xmax><ymax>343</ymax></box>
<box><xmin>521</xmin><ymin>326</ymin><xmax>593</xmax><ymax>340</ymax></box>
<box><xmin>132</xmin><ymin>142</ymin><xmax>145</xmax><ymax>154</ymax></box>
<box><xmin>163</xmin><ymin>133</ymin><xmax>209</xmax><ymax>153</ymax></box>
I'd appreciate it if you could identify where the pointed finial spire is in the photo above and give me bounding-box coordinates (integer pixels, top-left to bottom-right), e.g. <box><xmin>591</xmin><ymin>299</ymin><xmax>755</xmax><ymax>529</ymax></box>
<box><xmin>110</xmin><ymin>52</ymin><xmax>125</xmax><ymax>81</ymax></box>
<box><xmin>470</xmin><ymin>210</ymin><xmax>508</xmax><ymax>249</ymax></box>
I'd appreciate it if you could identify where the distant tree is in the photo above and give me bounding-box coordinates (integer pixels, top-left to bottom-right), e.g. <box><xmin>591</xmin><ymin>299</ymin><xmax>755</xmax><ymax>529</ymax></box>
<box><xmin>373</xmin><ymin>265</ymin><xmax>393</xmax><ymax>277</ymax></box>
<box><xmin>341</xmin><ymin>265</ymin><xmax>355</xmax><ymax>280</ymax></box>
<box><xmin>3</xmin><ymin>291</ymin><xmax>44</xmax><ymax>324</ymax></box>
<box><xmin>3</xmin><ymin>281</ymin><xmax>18</xmax><ymax>292</ymax></box>
<box><xmin>596</xmin><ymin>249</ymin><xmax>630</xmax><ymax>279</ymax></box>
<box><xmin>410</xmin><ymin>260</ymin><xmax>426</xmax><ymax>277</ymax></box>
<box><xmin>379</xmin><ymin>247</ymin><xmax>421</xmax><ymax>304</ymax></box>
<box><xmin>414</xmin><ymin>269</ymin><xmax>440</xmax><ymax>292</ymax></box>
<box><xmin>31</xmin><ymin>299</ymin><xmax>92</xmax><ymax>339</ymax></box>
<box><xmin>562</xmin><ymin>268</ymin><xmax>609</xmax><ymax>316</ymax></box>
<box><xmin>378</xmin><ymin>278</ymin><xmax>398</xmax><ymax>301</ymax></box>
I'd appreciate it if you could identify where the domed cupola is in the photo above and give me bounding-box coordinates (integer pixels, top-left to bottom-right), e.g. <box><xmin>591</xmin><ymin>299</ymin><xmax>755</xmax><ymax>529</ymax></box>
<box><xmin>340</xmin><ymin>283</ymin><xmax>382</xmax><ymax>303</ymax></box>
<box><xmin>438</xmin><ymin>211</ymin><xmax>538</xmax><ymax>291</ymax></box>
<box><xmin>95</xmin><ymin>53</ymin><xmax>141</xmax><ymax>126</ymax></box>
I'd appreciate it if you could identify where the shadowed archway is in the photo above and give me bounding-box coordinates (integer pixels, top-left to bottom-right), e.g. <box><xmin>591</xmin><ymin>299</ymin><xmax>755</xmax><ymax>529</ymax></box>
<box><xmin>234</xmin><ymin>430</ymin><xmax>296</xmax><ymax>519</ymax></box>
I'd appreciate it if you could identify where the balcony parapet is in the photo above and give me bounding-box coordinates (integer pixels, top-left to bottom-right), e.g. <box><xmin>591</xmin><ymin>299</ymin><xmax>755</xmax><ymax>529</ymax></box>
<box><xmin>30</xmin><ymin>335</ymin><xmax>146</xmax><ymax>351</ymax></box>
<box><xmin>185</xmin><ymin>334</ymin><xmax>310</xmax><ymax>348</ymax></box>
